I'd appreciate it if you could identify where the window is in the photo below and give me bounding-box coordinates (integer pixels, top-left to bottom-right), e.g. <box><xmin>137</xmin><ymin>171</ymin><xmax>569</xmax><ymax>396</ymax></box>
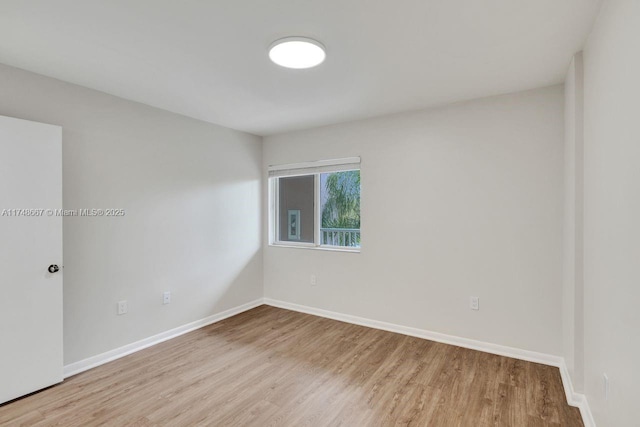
<box><xmin>269</xmin><ymin>157</ymin><xmax>361</xmax><ymax>250</ymax></box>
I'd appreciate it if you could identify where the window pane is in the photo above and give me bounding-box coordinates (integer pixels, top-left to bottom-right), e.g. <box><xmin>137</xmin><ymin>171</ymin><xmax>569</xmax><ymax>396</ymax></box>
<box><xmin>320</xmin><ymin>170</ymin><xmax>361</xmax><ymax>247</ymax></box>
<box><xmin>278</xmin><ymin>175</ymin><xmax>315</xmax><ymax>243</ymax></box>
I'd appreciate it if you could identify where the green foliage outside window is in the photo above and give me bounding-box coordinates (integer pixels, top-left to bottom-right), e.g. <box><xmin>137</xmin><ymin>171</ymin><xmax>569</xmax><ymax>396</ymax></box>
<box><xmin>321</xmin><ymin>170</ymin><xmax>361</xmax><ymax>246</ymax></box>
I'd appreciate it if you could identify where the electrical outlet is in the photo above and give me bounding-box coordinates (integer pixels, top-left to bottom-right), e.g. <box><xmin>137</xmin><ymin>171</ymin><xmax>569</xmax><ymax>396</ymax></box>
<box><xmin>163</xmin><ymin>291</ymin><xmax>171</xmax><ymax>305</ymax></box>
<box><xmin>470</xmin><ymin>296</ymin><xmax>479</xmax><ymax>310</ymax></box>
<box><xmin>310</xmin><ymin>275</ymin><xmax>317</xmax><ymax>286</ymax></box>
<box><xmin>604</xmin><ymin>373</ymin><xmax>610</xmax><ymax>400</ymax></box>
<box><xmin>117</xmin><ymin>300</ymin><xmax>128</xmax><ymax>315</ymax></box>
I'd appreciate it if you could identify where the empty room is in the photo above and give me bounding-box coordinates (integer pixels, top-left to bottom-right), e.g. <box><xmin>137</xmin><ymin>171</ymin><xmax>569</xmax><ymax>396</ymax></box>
<box><xmin>0</xmin><ymin>1</ymin><xmax>637</xmax><ymax>426</ymax></box>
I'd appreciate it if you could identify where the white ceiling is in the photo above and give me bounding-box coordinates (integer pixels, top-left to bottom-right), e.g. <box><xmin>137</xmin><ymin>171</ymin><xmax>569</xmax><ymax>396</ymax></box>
<box><xmin>0</xmin><ymin>1</ymin><xmax>601</xmax><ymax>136</ymax></box>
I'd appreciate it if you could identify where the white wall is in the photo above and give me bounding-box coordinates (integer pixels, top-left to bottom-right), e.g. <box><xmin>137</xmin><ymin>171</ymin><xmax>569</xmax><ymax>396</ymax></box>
<box><xmin>0</xmin><ymin>63</ymin><xmax>263</xmax><ymax>365</ymax></box>
<box><xmin>563</xmin><ymin>53</ymin><xmax>585</xmax><ymax>393</ymax></box>
<box><xmin>582</xmin><ymin>0</ymin><xmax>640</xmax><ymax>424</ymax></box>
<box><xmin>264</xmin><ymin>86</ymin><xmax>565</xmax><ymax>356</ymax></box>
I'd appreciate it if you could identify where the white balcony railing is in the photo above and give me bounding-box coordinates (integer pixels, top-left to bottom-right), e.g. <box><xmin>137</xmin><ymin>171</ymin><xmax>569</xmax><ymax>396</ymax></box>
<box><xmin>320</xmin><ymin>228</ymin><xmax>360</xmax><ymax>247</ymax></box>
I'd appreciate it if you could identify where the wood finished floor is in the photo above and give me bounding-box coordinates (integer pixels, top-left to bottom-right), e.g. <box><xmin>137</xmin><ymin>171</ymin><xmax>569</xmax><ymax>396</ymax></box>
<box><xmin>0</xmin><ymin>305</ymin><xmax>583</xmax><ymax>427</ymax></box>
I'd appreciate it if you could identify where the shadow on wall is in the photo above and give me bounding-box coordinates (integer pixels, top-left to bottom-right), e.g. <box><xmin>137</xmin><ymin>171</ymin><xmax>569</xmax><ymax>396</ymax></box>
<box><xmin>62</xmin><ymin>178</ymin><xmax>262</xmax><ymax>364</ymax></box>
<box><xmin>205</xmin><ymin>248</ymin><xmax>263</xmax><ymax>317</ymax></box>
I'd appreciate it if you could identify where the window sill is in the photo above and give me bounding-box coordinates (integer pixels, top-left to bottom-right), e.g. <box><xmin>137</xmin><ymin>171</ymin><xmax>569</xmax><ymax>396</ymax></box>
<box><xmin>268</xmin><ymin>243</ymin><xmax>361</xmax><ymax>253</ymax></box>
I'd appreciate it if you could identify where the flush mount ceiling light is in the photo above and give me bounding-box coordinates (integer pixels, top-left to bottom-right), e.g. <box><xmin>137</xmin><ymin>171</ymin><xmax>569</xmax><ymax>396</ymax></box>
<box><xmin>268</xmin><ymin>37</ymin><xmax>326</xmax><ymax>69</ymax></box>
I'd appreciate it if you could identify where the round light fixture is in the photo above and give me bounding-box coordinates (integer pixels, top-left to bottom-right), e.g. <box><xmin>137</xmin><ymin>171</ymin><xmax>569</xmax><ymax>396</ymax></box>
<box><xmin>269</xmin><ymin>37</ymin><xmax>326</xmax><ymax>69</ymax></box>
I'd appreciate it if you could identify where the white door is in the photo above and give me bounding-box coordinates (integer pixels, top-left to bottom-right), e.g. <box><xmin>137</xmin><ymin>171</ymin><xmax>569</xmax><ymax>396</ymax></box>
<box><xmin>0</xmin><ymin>115</ymin><xmax>63</xmax><ymax>404</ymax></box>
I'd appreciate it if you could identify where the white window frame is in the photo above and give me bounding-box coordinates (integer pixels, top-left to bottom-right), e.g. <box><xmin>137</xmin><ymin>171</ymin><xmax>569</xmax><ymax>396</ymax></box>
<box><xmin>268</xmin><ymin>157</ymin><xmax>361</xmax><ymax>252</ymax></box>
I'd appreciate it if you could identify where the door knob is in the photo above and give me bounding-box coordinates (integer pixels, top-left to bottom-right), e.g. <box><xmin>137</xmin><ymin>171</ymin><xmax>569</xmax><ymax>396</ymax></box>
<box><xmin>48</xmin><ymin>264</ymin><xmax>60</xmax><ymax>273</ymax></box>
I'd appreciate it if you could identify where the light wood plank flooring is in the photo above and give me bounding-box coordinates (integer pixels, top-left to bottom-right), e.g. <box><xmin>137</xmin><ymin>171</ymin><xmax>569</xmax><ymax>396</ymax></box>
<box><xmin>0</xmin><ymin>305</ymin><xmax>583</xmax><ymax>426</ymax></box>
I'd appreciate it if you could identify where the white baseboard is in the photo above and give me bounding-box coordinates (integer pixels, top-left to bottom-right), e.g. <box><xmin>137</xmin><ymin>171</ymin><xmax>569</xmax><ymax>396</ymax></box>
<box><xmin>558</xmin><ymin>363</ymin><xmax>596</xmax><ymax>427</ymax></box>
<box><xmin>263</xmin><ymin>298</ymin><xmax>595</xmax><ymax>426</ymax></box>
<box><xmin>63</xmin><ymin>297</ymin><xmax>594</xmax><ymax>426</ymax></box>
<box><xmin>63</xmin><ymin>298</ymin><xmax>264</xmax><ymax>378</ymax></box>
<box><xmin>580</xmin><ymin>400</ymin><xmax>596</xmax><ymax>427</ymax></box>
<box><xmin>264</xmin><ymin>298</ymin><xmax>561</xmax><ymax>365</ymax></box>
